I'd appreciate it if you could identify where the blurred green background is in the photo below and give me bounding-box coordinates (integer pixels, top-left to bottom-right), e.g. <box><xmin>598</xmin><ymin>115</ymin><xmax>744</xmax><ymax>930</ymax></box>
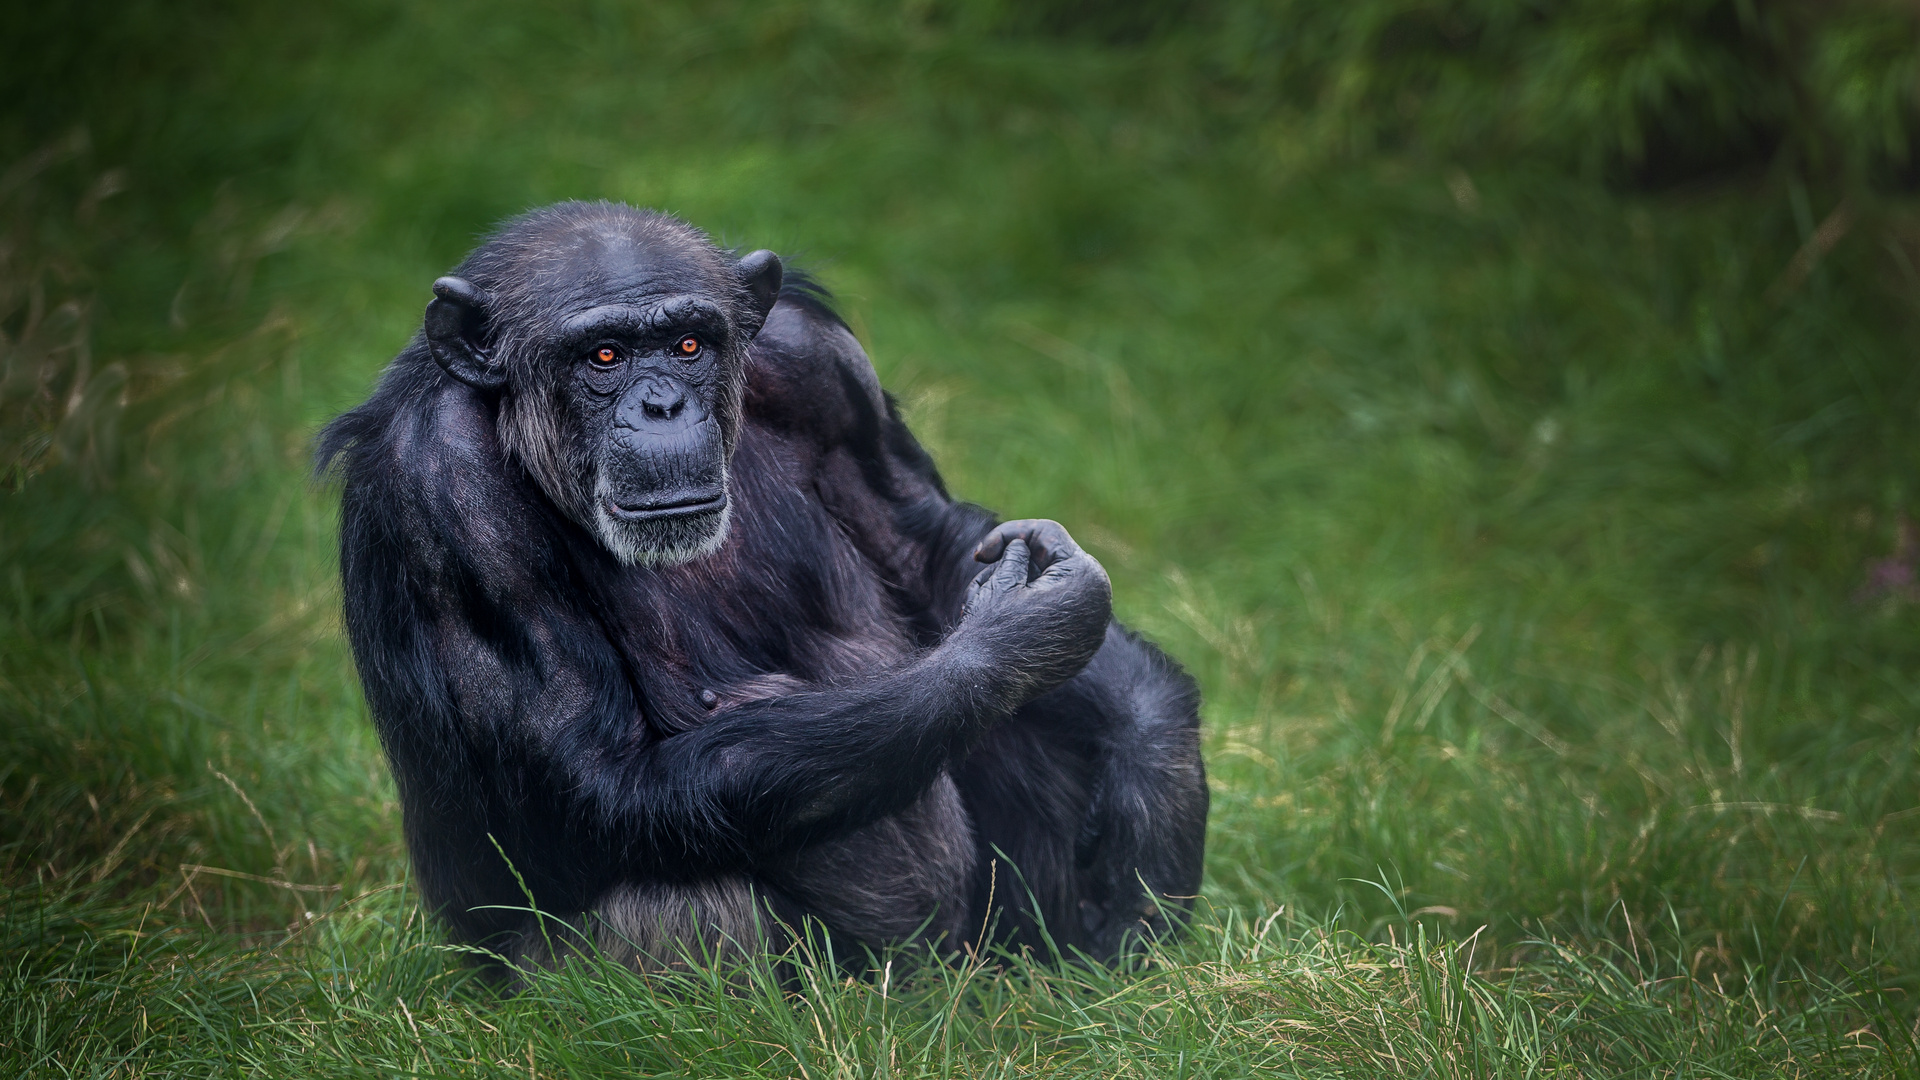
<box><xmin>4</xmin><ymin>1</ymin><xmax>1919</xmax><ymax>1075</ymax></box>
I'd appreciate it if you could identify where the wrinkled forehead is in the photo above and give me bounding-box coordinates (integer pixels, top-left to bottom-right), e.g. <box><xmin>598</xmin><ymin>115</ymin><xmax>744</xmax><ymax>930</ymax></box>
<box><xmin>486</xmin><ymin>215</ymin><xmax>734</xmax><ymax>325</ymax></box>
<box><xmin>561</xmin><ymin>224</ymin><xmax>725</xmax><ymax>299</ymax></box>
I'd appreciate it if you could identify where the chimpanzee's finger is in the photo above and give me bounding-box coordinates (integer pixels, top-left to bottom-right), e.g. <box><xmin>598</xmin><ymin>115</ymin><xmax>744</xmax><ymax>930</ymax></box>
<box><xmin>974</xmin><ymin>519</ymin><xmax>1080</xmax><ymax>568</ymax></box>
<box><xmin>1033</xmin><ymin>548</ymin><xmax>1086</xmax><ymax>584</ymax></box>
<box><xmin>1034</xmin><ymin>548</ymin><xmax>1111</xmax><ymax>599</ymax></box>
<box><xmin>989</xmin><ymin>538</ymin><xmax>1032</xmax><ymax>589</ymax></box>
<box><xmin>973</xmin><ymin>523</ymin><xmax>1015</xmax><ymax>563</ymax></box>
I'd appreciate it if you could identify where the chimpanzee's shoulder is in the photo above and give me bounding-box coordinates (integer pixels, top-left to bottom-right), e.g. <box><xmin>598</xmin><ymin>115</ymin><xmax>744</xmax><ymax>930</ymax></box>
<box><xmin>742</xmin><ymin>277</ymin><xmax>888</xmax><ymax>431</ymax></box>
<box><xmin>323</xmin><ymin>345</ymin><xmax>561</xmax><ymax>581</ymax></box>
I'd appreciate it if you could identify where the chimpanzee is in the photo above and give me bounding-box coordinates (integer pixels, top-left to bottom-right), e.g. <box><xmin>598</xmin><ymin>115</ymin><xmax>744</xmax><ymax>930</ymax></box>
<box><xmin>318</xmin><ymin>201</ymin><xmax>1207</xmax><ymax>972</ymax></box>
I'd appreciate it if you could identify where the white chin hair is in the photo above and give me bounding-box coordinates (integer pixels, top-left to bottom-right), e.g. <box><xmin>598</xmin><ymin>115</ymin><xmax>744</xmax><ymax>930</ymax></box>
<box><xmin>592</xmin><ymin>501</ymin><xmax>731</xmax><ymax>567</ymax></box>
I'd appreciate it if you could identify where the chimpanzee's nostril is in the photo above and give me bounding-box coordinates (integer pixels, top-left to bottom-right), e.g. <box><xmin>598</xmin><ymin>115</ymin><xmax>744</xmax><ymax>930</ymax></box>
<box><xmin>641</xmin><ymin>390</ymin><xmax>687</xmax><ymax>422</ymax></box>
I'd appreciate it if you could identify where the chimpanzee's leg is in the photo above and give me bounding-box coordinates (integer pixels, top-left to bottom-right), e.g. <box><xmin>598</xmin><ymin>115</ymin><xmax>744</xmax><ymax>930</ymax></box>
<box><xmin>756</xmin><ymin>775</ymin><xmax>978</xmax><ymax>957</ymax></box>
<box><xmin>505</xmin><ymin>777</ymin><xmax>978</xmax><ymax>977</ymax></box>
<box><xmin>952</xmin><ymin>623</ymin><xmax>1208</xmax><ymax>960</ymax></box>
<box><xmin>502</xmin><ymin>875</ymin><xmax>783</xmax><ymax>977</ymax></box>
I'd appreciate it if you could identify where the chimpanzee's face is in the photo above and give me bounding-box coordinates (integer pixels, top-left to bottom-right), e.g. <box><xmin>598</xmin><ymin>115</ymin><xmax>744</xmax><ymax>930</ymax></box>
<box><xmin>550</xmin><ymin>239</ymin><xmax>742</xmax><ymax>564</ymax></box>
<box><xmin>453</xmin><ymin>212</ymin><xmax>778</xmax><ymax>566</ymax></box>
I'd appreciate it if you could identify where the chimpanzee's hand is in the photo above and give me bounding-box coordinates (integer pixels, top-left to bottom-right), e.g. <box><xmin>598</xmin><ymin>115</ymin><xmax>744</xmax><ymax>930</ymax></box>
<box><xmin>954</xmin><ymin>519</ymin><xmax>1112</xmax><ymax>701</ymax></box>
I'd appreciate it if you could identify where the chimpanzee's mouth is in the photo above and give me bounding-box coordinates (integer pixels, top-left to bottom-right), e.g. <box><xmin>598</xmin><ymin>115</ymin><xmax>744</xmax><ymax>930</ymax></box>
<box><xmin>605</xmin><ymin>492</ymin><xmax>728</xmax><ymax>521</ymax></box>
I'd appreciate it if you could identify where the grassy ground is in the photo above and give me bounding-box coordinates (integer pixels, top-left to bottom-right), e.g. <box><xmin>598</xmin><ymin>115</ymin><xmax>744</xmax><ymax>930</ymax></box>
<box><xmin>4</xmin><ymin>2</ymin><xmax>1919</xmax><ymax>1075</ymax></box>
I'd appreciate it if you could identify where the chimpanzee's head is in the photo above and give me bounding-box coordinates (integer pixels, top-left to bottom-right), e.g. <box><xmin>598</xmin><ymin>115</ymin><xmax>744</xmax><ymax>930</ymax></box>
<box><xmin>421</xmin><ymin>202</ymin><xmax>781</xmax><ymax>565</ymax></box>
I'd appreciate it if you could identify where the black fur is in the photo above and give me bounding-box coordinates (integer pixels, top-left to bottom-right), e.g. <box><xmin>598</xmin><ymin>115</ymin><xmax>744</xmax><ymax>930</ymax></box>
<box><xmin>318</xmin><ymin>202</ymin><xmax>1207</xmax><ymax>970</ymax></box>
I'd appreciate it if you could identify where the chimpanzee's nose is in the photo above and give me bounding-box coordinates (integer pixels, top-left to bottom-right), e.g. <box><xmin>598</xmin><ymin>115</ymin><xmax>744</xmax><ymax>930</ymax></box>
<box><xmin>642</xmin><ymin>382</ymin><xmax>684</xmax><ymax>421</ymax></box>
<box><xmin>616</xmin><ymin>376</ymin><xmax>705</xmax><ymax>431</ymax></box>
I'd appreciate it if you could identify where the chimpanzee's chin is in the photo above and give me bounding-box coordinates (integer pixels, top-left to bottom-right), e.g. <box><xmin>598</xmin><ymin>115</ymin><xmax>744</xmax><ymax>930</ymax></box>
<box><xmin>594</xmin><ymin>502</ymin><xmax>730</xmax><ymax>567</ymax></box>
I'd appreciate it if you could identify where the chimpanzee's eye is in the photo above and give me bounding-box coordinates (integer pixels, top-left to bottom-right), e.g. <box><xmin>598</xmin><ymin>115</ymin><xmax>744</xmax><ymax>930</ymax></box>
<box><xmin>591</xmin><ymin>345</ymin><xmax>620</xmax><ymax>367</ymax></box>
<box><xmin>676</xmin><ymin>335</ymin><xmax>701</xmax><ymax>358</ymax></box>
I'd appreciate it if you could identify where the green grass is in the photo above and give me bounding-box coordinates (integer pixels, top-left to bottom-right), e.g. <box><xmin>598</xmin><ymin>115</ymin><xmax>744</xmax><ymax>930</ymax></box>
<box><xmin>4</xmin><ymin>2</ymin><xmax>1919</xmax><ymax>1075</ymax></box>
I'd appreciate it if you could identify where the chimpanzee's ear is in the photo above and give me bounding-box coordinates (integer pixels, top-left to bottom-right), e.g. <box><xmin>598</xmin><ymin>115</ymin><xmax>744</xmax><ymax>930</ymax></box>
<box><xmin>424</xmin><ymin>276</ymin><xmax>508</xmax><ymax>391</ymax></box>
<box><xmin>734</xmin><ymin>250</ymin><xmax>783</xmax><ymax>336</ymax></box>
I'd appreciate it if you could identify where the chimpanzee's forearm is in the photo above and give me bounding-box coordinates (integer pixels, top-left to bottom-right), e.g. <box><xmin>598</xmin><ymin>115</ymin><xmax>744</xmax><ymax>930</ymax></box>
<box><xmin>549</xmin><ymin>630</ymin><xmax>1025</xmax><ymax>872</ymax></box>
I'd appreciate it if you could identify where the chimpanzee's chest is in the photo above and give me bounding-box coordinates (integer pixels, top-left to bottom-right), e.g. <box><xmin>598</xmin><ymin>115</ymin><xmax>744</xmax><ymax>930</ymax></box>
<box><xmin>594</xmin><ymin>424</ymin><xmax>929</xmax><ymax>728</ymax></box>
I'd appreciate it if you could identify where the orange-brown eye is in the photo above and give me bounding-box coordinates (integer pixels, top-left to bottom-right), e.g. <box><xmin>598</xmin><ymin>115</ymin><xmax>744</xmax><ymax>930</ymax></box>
<box><xmin>676</xmin><ymin>335</ymin><xmax>701</xmax><ymax>356</ymax></box>
<box><xmin>593</xmin><ymin>346</ymin><xmax>618</xmax><ymax>365</ymax></box>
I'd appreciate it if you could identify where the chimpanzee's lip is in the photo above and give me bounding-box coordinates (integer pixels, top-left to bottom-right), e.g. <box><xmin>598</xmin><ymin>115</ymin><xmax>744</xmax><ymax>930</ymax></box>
<box><xmin>605</xmin><ymin>492</ymin><xmax>728</xmax><ymax>521</ymax></box>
